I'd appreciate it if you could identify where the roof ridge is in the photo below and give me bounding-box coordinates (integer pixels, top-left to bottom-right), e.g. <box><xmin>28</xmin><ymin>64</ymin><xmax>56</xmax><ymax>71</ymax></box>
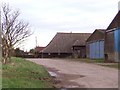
<box><xmin>57</xmin><ymin>32</ymin><xmax>92</xmax><ymax>34</ymax></box>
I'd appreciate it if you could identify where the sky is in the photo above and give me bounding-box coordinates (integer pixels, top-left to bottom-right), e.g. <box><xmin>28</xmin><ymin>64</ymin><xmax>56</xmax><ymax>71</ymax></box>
<box><xmin>1</xmin><ymin>0</ymin><xmax>120</xmax><ymax>51</ymax></box>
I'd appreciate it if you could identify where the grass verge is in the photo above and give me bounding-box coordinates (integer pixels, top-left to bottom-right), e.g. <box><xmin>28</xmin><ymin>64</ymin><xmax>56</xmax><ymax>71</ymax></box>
<box><xmin>67</xmin><ymin>58</ymin><xmax>119</xmax><ymax>69</ymax></box>
<box><xmin>81</xmin><ymin>59</ymin><xmax>119</xmax><ymax>69</ymax></box>
<box><xmin>2</xmin><ymin>57</ymin><xmax>53</xmax><ymax>88</ymax></box>
<box><xmin>97</xmin><ymin>63</ymin><xmax>120</xmax><ymax>69</ymax></box>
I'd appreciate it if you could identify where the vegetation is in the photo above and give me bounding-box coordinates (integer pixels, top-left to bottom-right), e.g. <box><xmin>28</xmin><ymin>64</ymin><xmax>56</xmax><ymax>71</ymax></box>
<box><xmin>99</xmin><ymin>63</ymin><xmax>120</xmax><ymax>69</ymax></box>
<box><xmin>1</xmin><ymin>3</ymin><xmax>32</xmax><ymax>64</ymax></box>
<box><xmin>2</xmin><ymin>57</ymin><xmax>53</xmax><ymax>88</ymax></box>
<box><xmin>67</xmin><ymin>58</ymin><xmax>104</xmax><ymax>63</ymax></box>
<box><xmin>66</xmin><ymin>58</ymin><xmax>119</xmax><ymax>69</ymax></box>
<box><xmin>79</xmin><ymin>59</ymin><xmax>119</xmax><ymax>69</ymax></box>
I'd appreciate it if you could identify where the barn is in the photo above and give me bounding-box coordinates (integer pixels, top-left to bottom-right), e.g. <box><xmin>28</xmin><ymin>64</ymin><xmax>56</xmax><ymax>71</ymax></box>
<box><xmin>86</xmin><ymin>29</ymin><xmax>105</xmax><ymax>59</ymax></box>
<box><xmin>42</xmin><ymin>32</ymin><xmax>91</xmax><ymax>58</ymax></box>
<box><xmin>34</xmin><ymin>46</ymin><xmax>45</xmax><ymax>58</ymax></box>
<box><xmin>105</xmin><ymin>11</ymin><xmax>120</xmax><ymax>62</ymax></box>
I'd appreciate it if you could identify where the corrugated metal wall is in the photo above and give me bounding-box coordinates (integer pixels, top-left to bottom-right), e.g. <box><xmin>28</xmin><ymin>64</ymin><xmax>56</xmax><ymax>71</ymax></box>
<box><xmin>99</xmin><ymin>41</ymin><xmax>104</xmax><ymax>58</ymax></box>
<box><xmin>90</xmin><ymin>43</ymin><xmax>94</xmax><ymax>58</ymax></box>
<box><xmin>89</xmin><ymin>40</ymin><xmax>104</xmax><ymax>59</ymax></box>
<box><xmin>114</xmin><ymin>28</ymin><xmax>120</xmax><ymax>52</ymax></box>
<box><xmin>114</xmin><ymin>28</ymin><xmax>120</xmax><ymax>62</ymax></box>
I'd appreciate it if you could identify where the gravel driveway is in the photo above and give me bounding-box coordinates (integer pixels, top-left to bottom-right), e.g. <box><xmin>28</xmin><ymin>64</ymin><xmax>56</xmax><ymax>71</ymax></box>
<box><xmin>27</xmin><ymin>58</ymin><xmax>118</xmax><ymax>88</ymax></box>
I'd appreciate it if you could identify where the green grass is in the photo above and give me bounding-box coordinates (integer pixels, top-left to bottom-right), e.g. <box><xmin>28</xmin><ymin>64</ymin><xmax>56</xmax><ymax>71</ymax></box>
<box><xmin>99</xmin><ymin>63</ymin><xmax>120</xmax><ymax>69</ymax></box>
<box><xmin>68</xmin><ymin>58</ymin><xmax>119</xmax><ymax>69</ymax></box>
<box><xmin>68</xmin><ymin>58</ymin><xmax>104</xmax><ymax>63</ymax></box>
<box><xmin>2</xmin><ymin>57</ymin><xmax>53</xmax><ymax>88</ymax></box>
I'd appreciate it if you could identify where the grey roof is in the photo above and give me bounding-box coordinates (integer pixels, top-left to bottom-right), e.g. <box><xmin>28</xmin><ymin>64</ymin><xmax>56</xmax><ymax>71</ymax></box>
<box><xmin>73</xmin><ymin>40</ymin><xmax>81</xmax><ymax>46</ymax></box>
<box><xmin>97</xmin><ymin>29</ymin><xmax>105</xmax><ymax>33</ymax></box>
<box><xmin>107</xmin><ymin>11</ymin><xmax>120</xmax><ymax>30</ymax></box>
<box><xmin>86</xmin><ymin>29</ymin><xmax>105</xmax><ymax>42</ymax></box>
<box><xmin>42</xmin><ymin>32</ymin><xmax>91</xmax><ymax>53</ymax></box>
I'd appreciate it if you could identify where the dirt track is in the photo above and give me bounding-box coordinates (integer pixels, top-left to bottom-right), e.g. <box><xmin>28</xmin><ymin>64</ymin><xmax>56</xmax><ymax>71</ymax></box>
<box><xmin>27</xmin><ymin>58</ymin><xmax>118</xmax><ymax>88</ymax></box>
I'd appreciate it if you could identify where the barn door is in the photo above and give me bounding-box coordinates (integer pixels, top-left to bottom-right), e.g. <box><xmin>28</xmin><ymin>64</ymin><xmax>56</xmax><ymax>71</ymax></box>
<box><xmin>89</xmin><ymin>41</ymin><xmax>104</xmax><ymax>59</ymax></box>
<box><xmin>99</xmin><ymin>41</ymin><xmax>104</xmax><ymax>58</ymax></box>
<box><xmin>114</xmin><ymin>28</ymin><xmax>120</xmax><ymax>62</ymax></box>
<box><xmin>90</xmin><ymin>43</ymin><xmax>95</xmax><ymax>59</ymax></box>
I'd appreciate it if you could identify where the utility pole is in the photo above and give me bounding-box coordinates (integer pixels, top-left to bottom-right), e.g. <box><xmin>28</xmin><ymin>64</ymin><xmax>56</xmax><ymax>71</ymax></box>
<box><xmin>0</xmin><ymin>10</ymin><xmax>2</xmax><ymax>60</ymax></box>
<box><xmin>0</xmin><ymin>9</ymin><xmax>2</xmax><ymax>90</ymax></box>
<box><xmin>35</xmin><ymin>36</ymin><xmax>38</xmax><ymax>47</ymax></box>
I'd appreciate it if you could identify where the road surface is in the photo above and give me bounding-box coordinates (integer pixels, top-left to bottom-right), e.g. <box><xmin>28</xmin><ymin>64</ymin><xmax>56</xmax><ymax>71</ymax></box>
<box><xmin>27</xmin><ymin>58</ymin><xmax>118</xmax><ymax>88</ymax></box>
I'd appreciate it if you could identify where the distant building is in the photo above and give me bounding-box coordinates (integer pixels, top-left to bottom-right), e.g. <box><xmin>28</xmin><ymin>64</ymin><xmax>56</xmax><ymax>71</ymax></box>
<box><xmin>34</xmin><ymin>46</ymin><xmax>45</xmax><ymax>53</ymax></box>
<box><xmin>105</xmin><ymin>11</ymin><xmax>120</xmax><ymax>62</ymax></box>
<box><xmin>86</xmin><ymin>29</ymin><xmax>105</xmax><ymax>59</ymax></box>
<box><xmin>42</xmin><ymin>32</ymin><xmax>91</xmax><ymax>58</ymax></box>
<box><xmin>34</xmin><ymin>46</ymin><xmax>45</xmax><ymax>58</ymax></box>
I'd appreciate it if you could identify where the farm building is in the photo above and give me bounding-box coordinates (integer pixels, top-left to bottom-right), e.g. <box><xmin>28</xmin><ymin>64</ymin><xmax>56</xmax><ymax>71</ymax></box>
<box><xmin>86</xmin><ymin>29</ymin><xmax>105</xmax><ymax>59</ymax></box>
<box><xmin>34</xmin><ymin>46</ymin><xmax>45</xmax><ymax>58</ymax></box>
<box><xmin>105</xmin><ymin>11</ymin><xmax>120</xmax><ymax>62</ymax></box>
<box><xmin>41</xmin><ymin>32</ymin><xmax>91</xmax><ymax>58</ymax></box>
<box><xmin>34</xmin><ymin>46</ymin><xmax>45</xmax><ymax>53</ymax></box>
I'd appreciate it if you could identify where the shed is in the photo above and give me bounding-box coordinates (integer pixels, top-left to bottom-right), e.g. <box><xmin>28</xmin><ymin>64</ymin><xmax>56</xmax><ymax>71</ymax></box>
<box><xmin>86</xmin><ymin>29</ymin><xmax>105</xmax><ymax>59</ymax></box>
<box><xmin>42</xmin><ymin>32</ymin><xmax>91</xmax><ymax>58</ymax></box>
<box><xmin>34</xmin><ymin>46</ymin><xmax>45</xmax><ymax>53</ymax></box>
<box><xmin>34</xmin><ymin>46</ymin><xmax>45</xmax><ymax>58</ymax></box>
<box><xmin>105</xmin><ymin>11</ymin><xmax>120</xmax><ymax>62</ymax></box>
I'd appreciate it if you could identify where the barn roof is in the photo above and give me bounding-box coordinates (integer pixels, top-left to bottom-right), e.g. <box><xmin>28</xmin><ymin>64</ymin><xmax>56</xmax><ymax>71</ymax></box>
<box><xmin>86</xmin><ymin>29</ymin><xmax>105</xmax><ymax>42</ymax></box>
<box><xmin>34</xmin><ymin>47</ymin><xmax>45</xmax><ymax>52</ymax></box>
<box><xmin>42</xmin><ymin>32</ymin><xmax>91</xmax><ymax>53</ymax></box>
<box><xmin>107</xmin><ymin>11</ymin><xmax>120</xmax><ymax>30</ymax></box>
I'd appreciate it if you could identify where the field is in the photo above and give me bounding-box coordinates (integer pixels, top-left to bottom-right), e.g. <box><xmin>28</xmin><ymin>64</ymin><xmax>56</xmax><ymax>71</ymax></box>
<box><xmin>2</xmin><ymin>57</ymin><xmax>53</xmax><ymax>88</ymax></box>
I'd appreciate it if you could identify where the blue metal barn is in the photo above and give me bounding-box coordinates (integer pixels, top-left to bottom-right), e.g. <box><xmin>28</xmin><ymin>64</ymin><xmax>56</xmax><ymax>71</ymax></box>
<box><xmin>89</xmin><ymin>40</ymin><xmax>104</xmax><ymax>59</ymax></box>
<box><xmin>114</xmin><ymin>28</ymin><xmax>120</xmax><ymax>62</ymax></box>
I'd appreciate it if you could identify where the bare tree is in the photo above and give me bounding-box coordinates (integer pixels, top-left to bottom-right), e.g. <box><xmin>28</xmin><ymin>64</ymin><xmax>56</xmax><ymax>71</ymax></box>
<box><xmin>1</xmin><ymin>4</ymin><xmax>32</xmax><ymax>64</ymax></box>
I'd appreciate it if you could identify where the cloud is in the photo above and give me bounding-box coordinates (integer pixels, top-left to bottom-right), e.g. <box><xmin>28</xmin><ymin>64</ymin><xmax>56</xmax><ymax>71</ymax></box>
<box><xmin>1</xmin><ymin>0</ymin><xmax>120</xmax><ymax>51</ymax></box>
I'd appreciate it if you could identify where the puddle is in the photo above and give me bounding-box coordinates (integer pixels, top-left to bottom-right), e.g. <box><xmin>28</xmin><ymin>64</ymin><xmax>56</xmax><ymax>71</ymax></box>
<box><xmin>48</xmin><ymin>71</ymin><xmax>57</xmax><ymax>78</ymax></box>
<box><xmin>47</xmin><ymin>67</ymin><xmax>86</xmax><ymax>88</ymax></box>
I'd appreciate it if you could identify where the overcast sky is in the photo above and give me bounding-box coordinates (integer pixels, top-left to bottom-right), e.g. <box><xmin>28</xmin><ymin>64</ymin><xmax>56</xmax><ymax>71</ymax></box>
<box><xmin>1</xmin><ymin>0</ymin><xmax>120</xmax><ymax>51</ymax></box>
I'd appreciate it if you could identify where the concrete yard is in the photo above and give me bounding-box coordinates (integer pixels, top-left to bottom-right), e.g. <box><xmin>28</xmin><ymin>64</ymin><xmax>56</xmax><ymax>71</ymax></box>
<box><xmin>27</xmin><ymin>58</ymin><xmax>118</xmax><ymax>88</ymax></box>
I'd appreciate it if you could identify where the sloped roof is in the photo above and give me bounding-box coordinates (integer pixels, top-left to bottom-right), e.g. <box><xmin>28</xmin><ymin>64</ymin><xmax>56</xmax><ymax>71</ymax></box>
<box><xmin>107</xmin><ymin>11</ymin><xmax>120</xmax><ymax>30</ymax></box>
<box><xmin>35</xmin><ymin>47</ymin><xmax>45</xmax><ymax>52</ymax></box>
<box><xmin>97</xmin><ymin>29</ymin><xmax>105</xmax><ymax>33</ymax></box>
<box><xmin>42</xmin><ymin>32</ymin><xmax>91</xmax><ymax>53</ymax></box>
<box><xmin>73</xmin><ymin>40</ymin><xmax>82</xmax><ymax>46</ymax></box>
<box><xmin>86</xmin><ymin>29</ymin><xmax>105</xmax><ymax>42</ymax></box>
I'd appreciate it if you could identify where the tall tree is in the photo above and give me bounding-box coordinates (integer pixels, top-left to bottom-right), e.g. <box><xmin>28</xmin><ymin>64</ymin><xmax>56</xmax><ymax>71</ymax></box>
<box><xmin>1</xmin><ymin>4</ymin><xmax>32</xmax><ymax>64</ymax></box>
